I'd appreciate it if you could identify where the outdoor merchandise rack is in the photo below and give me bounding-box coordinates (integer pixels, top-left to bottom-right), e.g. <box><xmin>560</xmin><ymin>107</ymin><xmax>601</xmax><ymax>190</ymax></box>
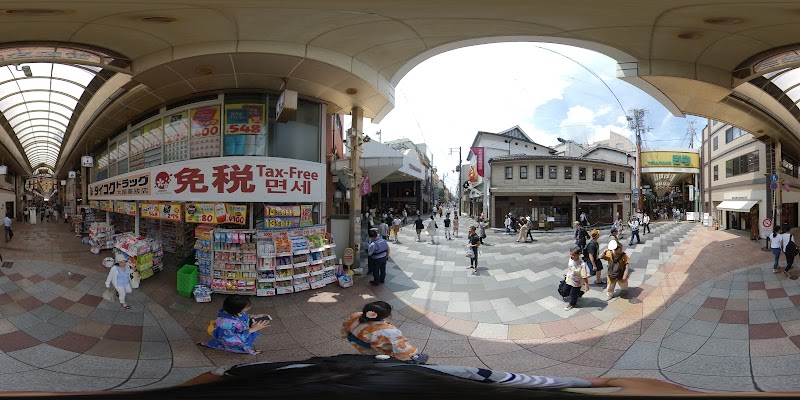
<box><xmin>209</xmin><ymin>225</ymin><xmax>337</xmax><ymax>296</ymax></box>
<box><xmin>88</xmin><ymin>222</ymin><xmax>114</xmax><ymax>254</ymax></box>
<box><xmin>113</xmin><ymin>232</ymin><xmax>164</xmax><ymax>280</ymax></box>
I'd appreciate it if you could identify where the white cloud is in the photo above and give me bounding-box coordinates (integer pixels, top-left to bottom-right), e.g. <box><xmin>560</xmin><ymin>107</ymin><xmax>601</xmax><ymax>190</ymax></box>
<box><xmin>344</xmin><ymin>42</ymin><xmax>698</xmax><ymax>192</ymax></box>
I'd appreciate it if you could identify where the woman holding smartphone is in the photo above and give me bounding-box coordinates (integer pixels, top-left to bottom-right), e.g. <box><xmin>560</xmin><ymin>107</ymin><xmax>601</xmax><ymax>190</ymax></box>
<box><xmin>198</xmin><ymin>295</ymin><xmax>270</xmax><ymax>355</ymax></box>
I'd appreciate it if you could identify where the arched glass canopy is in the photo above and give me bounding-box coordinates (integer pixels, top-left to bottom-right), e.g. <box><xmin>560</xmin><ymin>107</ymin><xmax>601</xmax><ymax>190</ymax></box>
<box><xmin>0</xmin><ymin>63</ymin><xmax>101</xmax><ymax>169</ymax></box>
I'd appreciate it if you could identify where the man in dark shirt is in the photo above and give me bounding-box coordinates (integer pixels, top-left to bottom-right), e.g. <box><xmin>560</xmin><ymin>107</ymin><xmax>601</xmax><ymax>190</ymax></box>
<box><xmin>414</xmin><ymin>215</ymin><xmax>424</xmax><ymax>242</ymax></box>
<box><xmin>443</xmin><ymin>214</ymin><xmax>452</xmax><ymax>240</ymax></box>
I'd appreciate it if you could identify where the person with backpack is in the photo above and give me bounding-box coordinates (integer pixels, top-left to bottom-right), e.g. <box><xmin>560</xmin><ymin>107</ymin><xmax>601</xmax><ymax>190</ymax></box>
<box><xmin>601</xmin><ymin>240</ymin><xmax>630</xmax><ymax>300</ymax></box>
<box><xmin>783</xmin><ymin>224</ymin><xmax>798</xmax><ymax>275</ymax></box>
<box><xmin>584</xmin><ymin>229</ymin><xmax>604</xmax><ymax>285</ymax></box>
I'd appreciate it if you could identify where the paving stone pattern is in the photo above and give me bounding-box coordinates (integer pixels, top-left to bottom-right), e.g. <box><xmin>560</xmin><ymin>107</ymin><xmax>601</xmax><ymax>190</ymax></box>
<box><xmin>0</xmin><ymin>217</ymin><xmax>797</xmax><ymax>393</ymax></box>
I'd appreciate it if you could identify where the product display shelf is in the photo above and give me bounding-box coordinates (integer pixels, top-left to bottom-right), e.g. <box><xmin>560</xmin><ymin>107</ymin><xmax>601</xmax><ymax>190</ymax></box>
<box><xmin>163</xmin><ymin>220</ymin><xmax>195</xmax><ymax>258</ymax></box>
<box><xmin>111</xmin><ymin>214</ymin><xmax>136</xmax><ymax>235</ymax></box>
<box><xmin>194</xmin><ymin>225</ymin><xmax>214</xmax><ymax>287</ymax></box>
<box><xmin>210</xmin><ymin>229</ymin><xmax>258</xmax><ymax>294</ymax></box>
<box><xmin>88</xmin><ymin>222</ymin><xmax>115</xmax><ymax>254</ymax></box>
<box><xmin>114</xmin><ymin>232</ymin><xmax>162</xmax><ymax>280</ymax></box>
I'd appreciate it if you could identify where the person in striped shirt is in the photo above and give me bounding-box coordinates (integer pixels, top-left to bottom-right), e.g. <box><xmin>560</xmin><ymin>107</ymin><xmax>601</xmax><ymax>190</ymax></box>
<box><xmin>342</xmin><ymin>301</ymin><xmax>428</xmax><ymax>364</ymax></box>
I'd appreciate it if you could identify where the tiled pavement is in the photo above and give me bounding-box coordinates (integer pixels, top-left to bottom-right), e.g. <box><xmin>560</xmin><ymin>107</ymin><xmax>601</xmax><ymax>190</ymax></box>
<box><xmin>0</xmin><ymin>217</ymin><xmax>797</xmax><ymax>393</ymax></box>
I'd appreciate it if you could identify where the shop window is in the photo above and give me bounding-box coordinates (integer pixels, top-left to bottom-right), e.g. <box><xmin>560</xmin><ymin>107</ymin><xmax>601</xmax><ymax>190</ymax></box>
<box><xmin>782</xmin><ymin>156</ymin><xmax>798</xmax><ymax>178</ymax></box>
<box><xmin>565</xmin><ymin>166</ymin><xmax>572</xmax><ymax>179</ymax></box>
<box><xmin>163</xmin><ymin>111</ymin><xmax>190</xmax><ymax>163</ymax></box>
<box><xmin>619</xmin><ymin>172</ymin><xmax>625</xmax><ymax>183</ymax></box>
<box><xmin>725</xmin><ymin>126</ymin><xmax>747</xmax><ymax>143</ymax></box>
<box><xmin>592</xmin><ymin>168</ymin><xmax>605</xmax><ymax>181</ymax></box>
<box><xmin>190</xmin><ymin>105</ymin><xmax>222</xmax><ymax>159</ymax></box>
<box><xmin>224</xmin><ymin>93</ymin><xmax>268</xmax><ymax>157</ymax></box>
<box><xmin>142</xmin><ymin>120</ymin><xmax>163</xmax><ymax>168</ymax></box>
<box><xmin>269</xmin><ymin>98</ymin><xmax>322</xmax><ymax>162</ymax></box>
<box><xmin>535</xmin><ymin>165</ymin><xmax>543</xmax><ymax>179</ymax></box>
<box><xmin>579</xmin><ymin>167</ymin><xmax>586</xmax><ymax>180</ymax></box>
<box><xmin>611</xmin><ymin>171</ymin><xmax>617</xmax><ymax>182</ymax></box>
<box><xmin>519</xmin><ymin>166</ymin><xmax>527</xmax><ymax>179</ymax></box>
<box><xmin>714</xmin><ymin>165</ymin><xmax>718</xmax><ymax>181</ymax></box>
<box><xmin>713</xmin><ymin>136</ymin><xmax>718</xmax><ymax>151</ymax></box>
<box><xmin>505</xmin><ymin>166</ymin><xmax>512</xmax><ymax>179</ymax></box>
<box><xmin>725</xmin><ymin>150</ymin><xmax>759</xmax><ymax>177</ymax></box>
<box><xmin>549</xmin><ymin>166</ymin><xmax>557</xmax><ymax>179</ymax></box>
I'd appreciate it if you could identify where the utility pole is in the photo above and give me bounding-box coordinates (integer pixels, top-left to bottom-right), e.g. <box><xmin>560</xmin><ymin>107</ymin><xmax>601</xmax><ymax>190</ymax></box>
<box><xmin>628</xmin><ymin>109</ymin><xmax>648</xmax><ymax>213</ymax></box>
<box><xmin>349</xmin><ymin>107</ymin><xmax>364</xmax><ymax>271</ymax></box>
<box><xmin>449</xmin><ymin>146</ymin><xmax>462</xmax><ymax>216</ymax></box>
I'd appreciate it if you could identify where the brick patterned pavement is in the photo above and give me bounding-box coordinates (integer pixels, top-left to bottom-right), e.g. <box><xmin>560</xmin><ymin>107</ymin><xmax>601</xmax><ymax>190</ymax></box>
<box><xmin>0</xmin><ymin>217</ymin><xmax>792</xmax><ymax>393</ymax></box>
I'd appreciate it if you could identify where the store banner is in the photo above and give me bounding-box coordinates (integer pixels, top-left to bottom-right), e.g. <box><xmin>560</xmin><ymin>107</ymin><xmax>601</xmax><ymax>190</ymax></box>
<box><xmin>224</xmin><ymin>104</ymin><xmax>265</xmax><ymax>135</ymax></box>
<box><xmin>114</xmin><ymin>201</ymin><xmax>137</xmax><ymax>216</ymax></box>
<box><xmin>163</xmin><ymin>111</ymin><xmax>189</xmax><ymax>144</ymax></box>
<box><xmin>359</xmin><ymin>171</ymin><xmax>372</xmax><ymax>196</ymax></box>
<box><xmin>264</xmin><ymin>204</ymin><xmax>300</xmax><ymax>229</ymax></box>
<box><xmin>89</xmin><ymin>200</ymin><xmax>99</xmax><ymax>209</ymax></box>
<box><xmin>185</xmin><ymin>203</ymin><xmax>247</xmax><ymax>225</ymax></box>
<box><xmin>88</xmin><ymin>156</ymin><xmax>325</xmax><ymax>203</ymax></box>
<box><xmin>300</xmin><ymin>205</ymin><xmax>313</xmax><ymax>227</ymax></box>
<box><xmin>190</xmin><ymin>106</ymin><xmax>221</xmax><ymax>158</ymax></box>
<box><xmin>470</xmin><ymin>147</ymin><xmax>485</xmax><ymax>177</ymax></box>
<box><xmin>140</xmin><ymin>203</ymin><xmax>182</xmax><ymax>221</ymax></box>
<box><xmin>99</xmin><ymin>201</ymin><xmax>114</xmax><ymax>212</ymax></box>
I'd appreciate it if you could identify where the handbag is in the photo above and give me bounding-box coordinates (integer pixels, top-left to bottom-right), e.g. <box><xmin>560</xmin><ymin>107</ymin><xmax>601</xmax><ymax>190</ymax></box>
<box><xmin>557</xmin><ymin>276</ymin><xmax>571</xmax><ymax>297</ymax></box>
<box><xmin>465</xmin><ymin>245</ymin><xmax>474</xmax><ymax>258</ymax></box>
<box><xmin>130</xmin><ymin>272</ymin><xmax>141</xmax><ymax>289</ymax></box>
<box><xmin>103</xmin><ymin>287</ymin><xmax>115</xmax><ymax>302</ymax></box>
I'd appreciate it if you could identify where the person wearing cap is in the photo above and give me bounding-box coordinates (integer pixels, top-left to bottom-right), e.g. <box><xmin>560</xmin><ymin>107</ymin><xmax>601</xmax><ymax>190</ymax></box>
<box><xmin>367</xmin><ymin>229</ymin><xmax>390</xmax><ymax>285</ymax></box>
<box><xmin>602</xmin><ymin>240</ymin><xmax>630</xmax><ymax>300</ymax></box>
<box><xmin>609</xmin><ymin>225</ymin><xmax>621</xmax><ymax>244</ymax></box>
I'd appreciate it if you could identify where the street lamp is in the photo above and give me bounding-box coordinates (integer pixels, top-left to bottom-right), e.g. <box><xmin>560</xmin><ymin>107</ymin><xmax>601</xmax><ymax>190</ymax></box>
<box><xmin>449</xmin><ymin>147</ymin><xmax>462</xmax><ymax>216</ymax></box>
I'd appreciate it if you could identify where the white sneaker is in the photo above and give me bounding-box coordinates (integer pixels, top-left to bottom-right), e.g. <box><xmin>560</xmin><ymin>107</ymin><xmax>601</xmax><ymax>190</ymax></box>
<box><xmin>564</xmin><ymin>305</ymin><xmax>573</xmax><ymax>311</ymax></box>
<box><xmin>607</xmin><ymin>293</ymin><xmax>614</xmax><ymax>300</ymax></box>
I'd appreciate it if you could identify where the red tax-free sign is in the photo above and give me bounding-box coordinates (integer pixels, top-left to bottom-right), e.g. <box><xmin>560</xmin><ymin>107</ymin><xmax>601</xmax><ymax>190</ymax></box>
<box><xmin>89</xmin><ymin>156</ymin><xmax>325</xmax><ymax>203</ymax></box>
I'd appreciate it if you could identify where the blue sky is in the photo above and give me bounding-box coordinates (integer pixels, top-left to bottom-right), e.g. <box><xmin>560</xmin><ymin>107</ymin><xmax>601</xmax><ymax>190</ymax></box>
<box><xmin>350</xmin><ymin>43</ymin><xmax>706</xmax><ymax>191</ymax></box>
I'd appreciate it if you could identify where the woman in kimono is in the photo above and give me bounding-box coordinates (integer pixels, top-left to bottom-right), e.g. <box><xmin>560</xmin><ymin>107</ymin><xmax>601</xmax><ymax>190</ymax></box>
<box><xmin>199</xmin><ymin>295</ymin><xmax>270</xmax><ymax>355</ymax></box>
<box><xmin>342</xmin><ymin>301</ymin><xmax>428</xmax><ymax>364</ymax></box>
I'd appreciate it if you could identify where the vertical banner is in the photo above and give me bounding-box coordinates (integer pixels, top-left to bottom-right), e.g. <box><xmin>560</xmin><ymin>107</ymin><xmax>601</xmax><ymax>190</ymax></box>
<box><xmin>300</xmin><ymin>205</ymin><xmax>313</xmax><ymax>227</ymax></box>
<box><xmin>190</xmin><ymin>106</ymin><xmax>222</xmax><ymax>158</ymax></box>
<box><xmin>470</xmin><ymin>147</ymin><xmax>485</xmax><ymax>177</ymax></box>
<box><xmin>360</xmin><ymin>171</ymin><xmax>372</xmax><ymax>196</ymax></box>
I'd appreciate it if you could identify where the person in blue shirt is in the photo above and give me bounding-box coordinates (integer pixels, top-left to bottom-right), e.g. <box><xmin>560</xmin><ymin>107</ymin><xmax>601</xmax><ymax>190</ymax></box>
<box><xmin>367</xmin><ymin>229</ymin><xmax>390</xmax><ymax>285</ymax></box>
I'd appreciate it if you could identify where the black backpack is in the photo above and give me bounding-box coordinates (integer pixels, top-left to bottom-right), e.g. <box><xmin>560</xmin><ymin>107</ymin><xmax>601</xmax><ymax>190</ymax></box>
<box><xmin>787</xmin><ymin>235</ymin><xmax>798</xmax><ymax>258</ymax></box>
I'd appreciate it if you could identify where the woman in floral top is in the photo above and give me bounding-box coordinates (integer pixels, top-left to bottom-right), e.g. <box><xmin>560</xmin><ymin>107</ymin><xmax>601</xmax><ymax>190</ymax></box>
<box><xmin>342</xmin><ymin>301</ymin><xmax>428</xmax><ymax>364</ymax></box>
<box><xmin>199</xmin><ymin>295</ymin><xmax>270</xmax><ymax>355</ymax></box>
<box><xmin>564</xmin><ymin>245</ymin><xmax>590</xmax><ymax>311</ymax></box>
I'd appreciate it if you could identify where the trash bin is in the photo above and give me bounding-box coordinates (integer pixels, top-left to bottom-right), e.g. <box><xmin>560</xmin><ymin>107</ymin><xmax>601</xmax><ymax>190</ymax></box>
<box><xmin>177</xmin><ymin>264</ymin><xmax>198</xmax><ymax>298</ymax></box>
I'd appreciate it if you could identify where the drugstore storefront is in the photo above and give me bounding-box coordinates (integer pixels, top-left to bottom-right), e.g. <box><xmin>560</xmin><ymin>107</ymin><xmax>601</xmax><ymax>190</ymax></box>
<box><xmin>85</xmin><ymin>92</ymin><xmax>343</xmax><ymax>297</ymax></box>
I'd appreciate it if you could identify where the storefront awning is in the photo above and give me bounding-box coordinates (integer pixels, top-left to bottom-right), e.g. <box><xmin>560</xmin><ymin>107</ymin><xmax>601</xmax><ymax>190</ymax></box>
<box><xmin>716</xmin><ymin>200</ymin><xmax>758</xmax><ymax>212</ymax></box>
<box><xmin>577</xmin><ymin>194</ymin><xmax>622</xmax><ymax>203</ymax></box>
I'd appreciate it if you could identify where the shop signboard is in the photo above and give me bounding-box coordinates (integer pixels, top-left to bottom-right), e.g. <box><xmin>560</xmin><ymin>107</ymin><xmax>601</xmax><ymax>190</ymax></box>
<box><xmin>89</xmin><ymin>200</ymin><xmax>99</xmax><ymax>209</ymax></box>
<box><xmin>99</xmin><ymin>201</ymin><xmax>114</xmax><ymax>212</ymax></box>
<box><xmin>140</xmin><ymin>203</ymin><xmax>182</xmax><ymax>221</ymax></box>
<box><xmin>224</xmin><ymin>104</ymin><xmax>265</xmax><ymax>135</ymax></box>
<box><xmin>185</xmin><ymin>203</ymin><xmax>247</xmax><ymax>225</ymax></box>
<box><xmin>88</xmin><ymin>156</ymin><xmax>325</xmax><ymax>203</ymax></box>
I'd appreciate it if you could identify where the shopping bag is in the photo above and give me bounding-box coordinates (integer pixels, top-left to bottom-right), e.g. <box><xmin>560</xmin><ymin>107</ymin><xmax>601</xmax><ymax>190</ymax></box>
<box><xmin>103</xmin><ymin>287</ymin><xmax>115</xmax><ymax>302</ymax></box>
<box><xmin>338</xmin><ymin>275</ymin><xmax>353</xmax><ymax>288</ymax></box>
<box><xmin>130</xmin><ymin>272</ymin><xmax>140</xmax><ymax>289</ymax></box>
<box><xmin>465</xmin><ymin>245</ymin><xmax>474</xmax><ymax>258</ymax></box>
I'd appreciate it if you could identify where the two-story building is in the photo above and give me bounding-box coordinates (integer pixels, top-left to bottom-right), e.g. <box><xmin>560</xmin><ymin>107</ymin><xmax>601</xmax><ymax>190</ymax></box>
<box><xmin>488</xmin><ymin>155</ymin><xmax>634</xmax><ymax>227</ymax></box>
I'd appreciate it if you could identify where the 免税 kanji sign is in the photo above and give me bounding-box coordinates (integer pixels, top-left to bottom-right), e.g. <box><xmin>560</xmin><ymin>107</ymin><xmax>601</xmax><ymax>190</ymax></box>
<box><xmin>88</xmin><ymin>156</ymin><xmax>325</xmax><ymax>203</ymax></box>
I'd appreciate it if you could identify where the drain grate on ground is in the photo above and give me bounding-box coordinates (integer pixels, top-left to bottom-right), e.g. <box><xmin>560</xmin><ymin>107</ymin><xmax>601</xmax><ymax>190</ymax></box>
<box><xmin>1</xmin><ymin>262</ymin><xmax>12</xmax><ymax>268</ymax></box>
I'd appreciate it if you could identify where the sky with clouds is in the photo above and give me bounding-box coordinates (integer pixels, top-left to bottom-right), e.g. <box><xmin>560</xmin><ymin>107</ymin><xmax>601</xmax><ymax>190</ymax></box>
<box><xmin>347</xmin><ymin>42</ymin><xmax>706</xmax><ymax>191</ymax></box>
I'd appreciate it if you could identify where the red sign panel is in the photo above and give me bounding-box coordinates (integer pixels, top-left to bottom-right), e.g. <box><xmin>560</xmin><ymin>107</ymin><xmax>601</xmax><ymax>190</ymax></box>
<box><xmin>471</xmin><ymin>146</ymin><xmax>484</xmax><ymax>177</ymax></box>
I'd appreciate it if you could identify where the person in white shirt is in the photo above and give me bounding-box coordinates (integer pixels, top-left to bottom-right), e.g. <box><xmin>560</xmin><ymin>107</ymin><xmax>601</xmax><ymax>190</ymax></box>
<box><xmin>426</xmin><ymin>216</ymin><xmax>438</xmax><ymax>244</ymax></box>
<box><xmin>391</xmin><ymin>216</ymin><xmax>402</xmax><ymax>243</ymax></box>
<box><xmin>782</xmin><ymin>224</ymin><xmax>796</xmax><ymax>275</ymax></box>
<box><xmin>378</xmin><ymin>221</ymin><xmax>390</xmax><ymax>240</ymax></box>
<box><xmin>642</xmin><ymin>214</ymin><xmax>651</xmax><ymax>234</ymax></box>
<box><xmin>563</xmin><ymin>246</ymin><xmax>590</xmax><ymax>311</ymax></box>
<box><xmin>770</xmin><ymin>228</ymin><xmax>783</xmax><ymax>273</ymax></box>
<box><xmin>628</xmin><ymin>217</ymin><xmax>640</xmax><ymax>246</ymax></box>
<box><xmin>3</xmin><ymin>214</ymin><xmax>11</xmax><ymax>242</ymax></box>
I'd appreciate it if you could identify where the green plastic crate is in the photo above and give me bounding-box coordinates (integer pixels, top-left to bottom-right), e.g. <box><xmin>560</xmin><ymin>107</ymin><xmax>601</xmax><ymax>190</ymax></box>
<box><xmin>177</xmin><ymin>264</ymin><xmax>198</xmax><ymax>298</ymax></box>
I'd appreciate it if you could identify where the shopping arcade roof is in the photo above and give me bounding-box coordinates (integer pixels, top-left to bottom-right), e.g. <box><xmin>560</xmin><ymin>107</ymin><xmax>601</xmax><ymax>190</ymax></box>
<box><xmin>0</xmin><ymin>1</ymin><xmax>799</xmax><ymax>176</ymax></box>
